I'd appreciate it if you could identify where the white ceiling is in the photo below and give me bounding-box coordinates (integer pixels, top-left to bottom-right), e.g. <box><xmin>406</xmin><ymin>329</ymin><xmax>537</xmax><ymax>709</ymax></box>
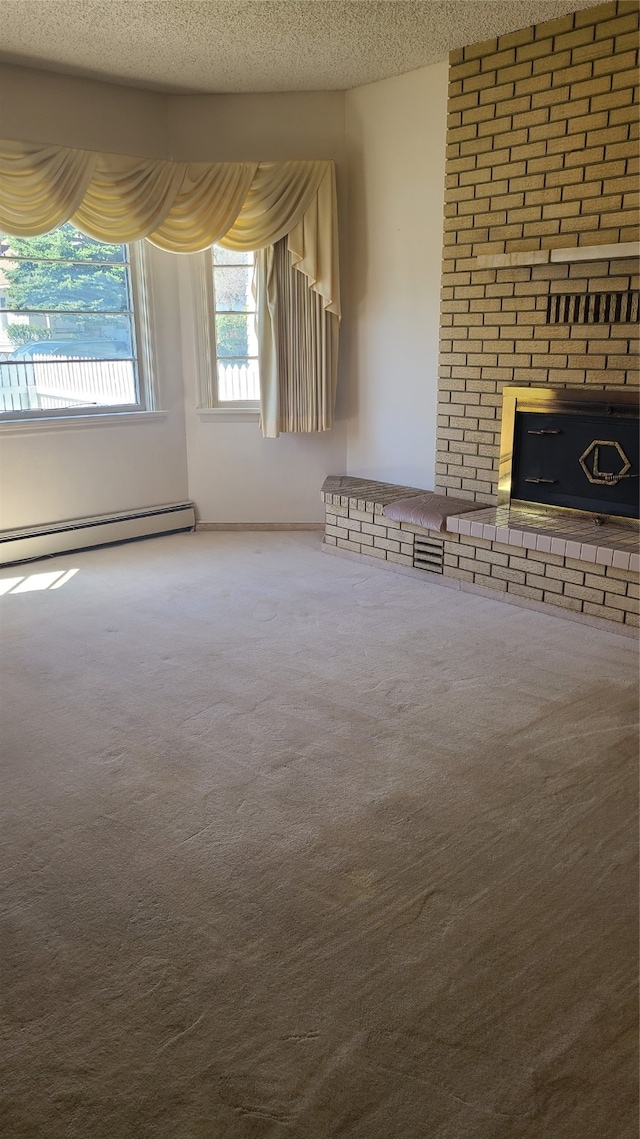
<box><xmin>0</xmin><ymin>1</ymin><xmax>604</xmax><ymax>94</ymax></box>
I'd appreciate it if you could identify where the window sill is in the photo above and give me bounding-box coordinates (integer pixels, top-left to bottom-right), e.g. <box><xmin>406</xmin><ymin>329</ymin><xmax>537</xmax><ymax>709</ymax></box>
<box><xmin>0</xmin><ymin>410</ymin><xmax>168</xmax><ymax>435</ymax></box>
<box><xmin>197</xmin><ymin>407</ymin><xmax>260</xmax><ymax>423</ymax></box>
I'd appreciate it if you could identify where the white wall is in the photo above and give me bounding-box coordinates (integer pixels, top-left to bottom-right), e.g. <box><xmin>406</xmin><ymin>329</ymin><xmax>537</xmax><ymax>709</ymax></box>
<box><xmin>0</xmin><ymin>60</ymin><xmax>449</xmax><ymax>528</ymax></box>
<box><xmin>0</xmin><ymin>66</ymin><xmax>188</xmax><ymax>532</ymax></box>
<box><xmin>167</xmin><ymin>91</ymin><xmax>344</xmax><ymax>162</ymax></box>
<box><xmin>0</xmin><ymin>243</ymin><xmax>188</xmax><ymax>531</ymax></box>
<box><xmin>170</xmin><ymin>91</ymin><xmax>348</xmax><ymax>523</ymax></box>
<box><xmin>0</xmin><ymin>63</ymin><xmax>169</xmax><ymax>156</ymax></box>
<box><xmin>345</xmin><ymin>62</ymin><xmax>448</xmax><ymax>490</ymax></box>
<box><xmin>0</xmin><ymin>68</ymin><xmax>347</xmax><ymax>528</ymax></box>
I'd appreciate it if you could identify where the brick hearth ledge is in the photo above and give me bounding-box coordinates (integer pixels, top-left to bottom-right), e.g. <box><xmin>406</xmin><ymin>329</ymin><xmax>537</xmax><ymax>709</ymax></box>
<box><xmin>321</xmin><ymin>476</ymin><xmax>639</xmax><ymax>637</ymax></box>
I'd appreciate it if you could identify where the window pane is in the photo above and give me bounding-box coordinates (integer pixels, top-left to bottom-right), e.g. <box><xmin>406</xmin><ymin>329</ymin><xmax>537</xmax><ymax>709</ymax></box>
<box><xmin>0</xmin><ymin>356</ymin><xmax>138</xmax><ymax>412</ymax></box>
<box><xmin>213</xmin><ymin>247</ymin><xmax>252</xmax><ymax>266</ymax></box>
<box><xmin>0</xmin><ymin>262</ymin><xmax>131</xmax><ymax>313</ymax></box>
<box><xmin>211</xmin><ymin>245</ymin><xmax>258</xmax><ymax>403</ymax></box>
<box><xmin>215</xmin><ymin>312</ymin><xmax>258</xmax><ymax>358</ymax></box>
<box><xmin>0</xmin><ymin>225</ymin><xmax>141</xmax><ymax>415</ymax></box>
<box><xmin>214</xmin><ymin>265</ymin><xmax>255</xmax><ymax>313</ymax></box>
<box><xmin>0</xmin><ymin>223</ymin><xmax>126</xmax><ymax>263</ymax></box>
<box><xmin>217</xmin><ymin>358</ymin><xmax>259</xmax><ymax>402</ymax></box>
<box><xmin>1</xmin><ymin>314</ymin><xmax>135</xmax><ymax>357</ymax></box>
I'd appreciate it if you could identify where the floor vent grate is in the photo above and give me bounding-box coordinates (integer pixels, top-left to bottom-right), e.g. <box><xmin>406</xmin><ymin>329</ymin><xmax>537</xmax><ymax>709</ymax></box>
<box><xmin>413</xmin><ymin>534</ymin><xmax>444</xmax><ymax>573</ymax></box>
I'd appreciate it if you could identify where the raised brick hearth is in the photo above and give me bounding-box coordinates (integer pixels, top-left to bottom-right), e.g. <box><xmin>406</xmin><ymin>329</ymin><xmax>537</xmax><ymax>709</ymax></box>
<box><xmin>321</xmin><ymin>476</ymin><xmax>638</xmax><ymax>635</ymax></box>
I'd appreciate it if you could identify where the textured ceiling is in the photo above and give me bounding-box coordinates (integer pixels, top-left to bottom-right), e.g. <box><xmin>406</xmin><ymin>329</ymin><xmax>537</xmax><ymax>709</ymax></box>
<box><xmin>0</xmin><ymin>1</ymin><xmax>604</xmax><ymax>94</ymax></box>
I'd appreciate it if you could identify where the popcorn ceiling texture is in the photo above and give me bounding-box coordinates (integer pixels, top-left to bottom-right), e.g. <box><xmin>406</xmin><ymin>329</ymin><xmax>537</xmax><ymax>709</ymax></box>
<box><xmin>0</xmin><ymin>0</ymin><xmax>605</xmax><ymax>93</ymax></box>
<box><xmin>436</xmin><ymin>0</ymin><xmax>640</xmax><ymax>504</ymax></box>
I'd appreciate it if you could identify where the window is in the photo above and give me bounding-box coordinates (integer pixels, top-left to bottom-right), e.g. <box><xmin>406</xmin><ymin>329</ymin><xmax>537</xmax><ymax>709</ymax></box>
<box><xmin>211</xmin><ymin>246</ymin><xmax>259</xmax><ymax>405</ymax></box>
<box><xmin>0</xmin><ymin>223</ymin><xmax>150</xmax><ymax>418</ymax></box>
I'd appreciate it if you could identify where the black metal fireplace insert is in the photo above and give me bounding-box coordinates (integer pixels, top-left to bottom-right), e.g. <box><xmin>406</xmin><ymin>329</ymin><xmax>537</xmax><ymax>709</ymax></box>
<box><xmin>499</xmin><ymin>387</ymin><xmax>640</xmax><ymax>522</ymax></box>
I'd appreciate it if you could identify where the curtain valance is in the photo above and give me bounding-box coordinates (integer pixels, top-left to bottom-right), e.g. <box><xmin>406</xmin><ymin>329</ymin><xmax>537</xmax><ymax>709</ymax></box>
<box><xmin>0</xmin><ymin>140</ymin><xmax>339</xmax><ymax>315</ymax></box>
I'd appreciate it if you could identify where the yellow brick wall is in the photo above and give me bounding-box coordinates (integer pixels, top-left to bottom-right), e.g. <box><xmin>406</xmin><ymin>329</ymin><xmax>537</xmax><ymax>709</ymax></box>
<box><xmin>437</xmin><ymin>0</ymin><xmax>640</xmax><ymax>502</ymax></box>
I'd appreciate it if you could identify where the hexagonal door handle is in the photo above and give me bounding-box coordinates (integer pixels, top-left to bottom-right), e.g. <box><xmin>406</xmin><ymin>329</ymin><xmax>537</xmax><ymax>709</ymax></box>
<box><xmin>579</xmin><ymin>440</ymin><xmax>631</xmax><ymax>486</ymax></box>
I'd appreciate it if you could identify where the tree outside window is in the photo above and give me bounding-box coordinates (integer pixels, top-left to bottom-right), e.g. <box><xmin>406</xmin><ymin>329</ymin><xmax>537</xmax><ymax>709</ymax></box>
<box><xmin>0</xmin><ymin>223</ymin><xmax>141</xmax><ymax>415</ymax></box>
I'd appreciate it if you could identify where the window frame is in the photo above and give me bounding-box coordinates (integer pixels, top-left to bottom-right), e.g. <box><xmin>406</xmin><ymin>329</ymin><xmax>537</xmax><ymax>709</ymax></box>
<box><xmin>193</xmin><ymin>247</ymin><xmax>260</xmax><ymax>414</ymax></box>
<box><xmin>0</xmin><ymin>236</ymin><xmax>157</xmax><ymax>423</ymax></box>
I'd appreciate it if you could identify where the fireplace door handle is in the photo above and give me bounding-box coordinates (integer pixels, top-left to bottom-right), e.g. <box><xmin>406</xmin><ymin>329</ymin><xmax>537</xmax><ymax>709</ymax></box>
<box><xmin>527</xmin><ymin>429</ymin><xmax>561</xmax><ymax>435</ymax></box>
<box><xmin>524</xmin><ymin>477</ymin><xmax>557</xmax><ymax>484</ymax></box>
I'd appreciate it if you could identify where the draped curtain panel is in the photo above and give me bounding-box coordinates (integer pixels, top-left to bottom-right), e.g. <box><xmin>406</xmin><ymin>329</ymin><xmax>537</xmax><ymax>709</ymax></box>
<box><xmin>256</xmin><ymin>238</ymin><xmax>338</xmax><ymax>438</ymax></box>
<box><xmin>0</xmin><ymin>139</ymin><xmax>340</xmax><ymax>433</ymax></box>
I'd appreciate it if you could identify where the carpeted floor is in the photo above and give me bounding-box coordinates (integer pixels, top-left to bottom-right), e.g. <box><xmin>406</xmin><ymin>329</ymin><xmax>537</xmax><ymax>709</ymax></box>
<box><xmin>0</xmin><ymin>531</ymin><xmax>637</xmax><ymax>1139</ymax></box>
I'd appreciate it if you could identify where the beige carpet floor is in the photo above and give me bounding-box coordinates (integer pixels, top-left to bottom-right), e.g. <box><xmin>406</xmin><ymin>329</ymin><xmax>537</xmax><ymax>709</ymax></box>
<box><xmin>0</xmin><ymin>531</ymin><xmax>637</xmax><ymax>1139</ymax></box>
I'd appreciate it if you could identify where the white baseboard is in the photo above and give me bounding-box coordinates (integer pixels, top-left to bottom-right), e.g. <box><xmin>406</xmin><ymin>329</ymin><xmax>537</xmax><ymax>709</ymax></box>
<box><xmin>0</xmin><ymin>502</ymin><xmax>195</xmax><ymax>566</ymax></box>
<box><xmin>196</xmin><ymin>522</ymin><xmax>324</xmax><ymax>531</ymax></box>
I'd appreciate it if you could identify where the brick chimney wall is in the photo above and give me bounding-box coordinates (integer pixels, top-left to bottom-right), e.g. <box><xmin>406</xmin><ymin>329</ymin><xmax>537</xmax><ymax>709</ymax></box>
<box><xmin>436</xmin><ymin>0</ymin><xmax>639</xmax><ymax>504</ymax></box>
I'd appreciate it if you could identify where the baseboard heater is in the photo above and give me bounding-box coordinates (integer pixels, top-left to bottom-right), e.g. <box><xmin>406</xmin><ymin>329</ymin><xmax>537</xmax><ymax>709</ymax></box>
<box><xmin>0</xmin><ymin>502</ymin><xmax>195</xmax><ymax>566</ymax></box>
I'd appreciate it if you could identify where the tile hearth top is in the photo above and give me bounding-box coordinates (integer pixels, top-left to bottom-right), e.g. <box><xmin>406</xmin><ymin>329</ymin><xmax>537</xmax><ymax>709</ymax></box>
<box><xmin>446</xmin><ymin>505</ymin><xmax>639</xmax><ymax>572</ymax></box>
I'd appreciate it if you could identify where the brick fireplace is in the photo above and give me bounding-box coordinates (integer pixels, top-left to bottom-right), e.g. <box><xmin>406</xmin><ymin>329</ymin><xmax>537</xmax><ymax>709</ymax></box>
<box><xmin>437</xmin><ymin>0</ymin><xmax>638</xmax><ymax>500</ymax></box>
<box><xmin>323</xmin><ymin>1</ymin><xmax>638</xmax><ymax>634</ymax></box>
<box><xmin>431</xmin><ymin>0</ymin><xmax>639</xmax><ymax>628</ymax></box>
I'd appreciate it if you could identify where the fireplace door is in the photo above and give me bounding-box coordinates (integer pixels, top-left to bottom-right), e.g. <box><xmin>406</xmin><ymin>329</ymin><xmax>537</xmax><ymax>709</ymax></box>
<box><xmin>499</xmin><ymin>387</ymin><xmax>639</xmax><ymax>521</ymax></box>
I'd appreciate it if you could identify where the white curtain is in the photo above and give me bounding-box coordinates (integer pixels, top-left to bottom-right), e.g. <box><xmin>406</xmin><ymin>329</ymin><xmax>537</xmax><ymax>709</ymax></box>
<box><xmin>0</xmin><ymin>140</ymin><xmax>339</xmax><ymax>309</ymax></box>
<box><xmin>256</xmin><ymin>238</ymin><xmax>338</xmax><ymax>437</ymax></box>
<box><xmin>0</xmin><ymin>139</ymin><xmax>340</xmax><ymax>433</ymax></box>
